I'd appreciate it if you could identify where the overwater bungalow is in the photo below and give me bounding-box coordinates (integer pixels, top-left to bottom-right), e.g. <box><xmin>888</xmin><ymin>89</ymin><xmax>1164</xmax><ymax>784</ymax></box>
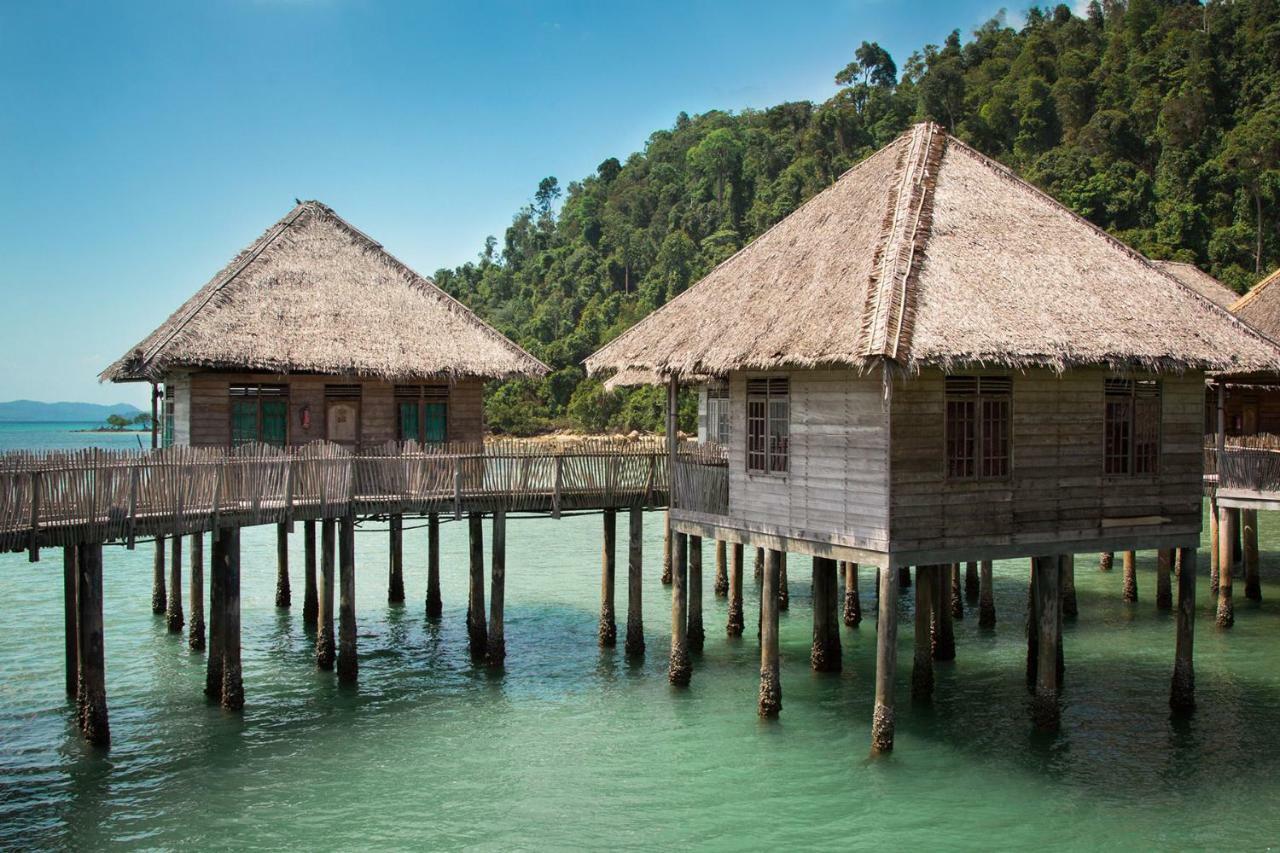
<box><xmin>586</xmin><ymin>122</ymin><xmax>1280</xmax><ymax>751</ymax></box>
<box><xmin>101</xmin><ymin>200</ymin><xmax>547</xmax><ymax>448</ymax></box>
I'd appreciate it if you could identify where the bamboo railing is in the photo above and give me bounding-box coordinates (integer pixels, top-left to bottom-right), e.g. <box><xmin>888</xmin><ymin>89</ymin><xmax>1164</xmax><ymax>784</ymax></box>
<box><xmin>1204</xmin><ymin>433</ymin><xmax>1280</xmax><ymax>496</ymax></box>
<box><xmin>0</xmin><ymin>439</ymin><xmax>675</xmax><ymax>555</ymax></box>
<box><xmin>673</xmin><ymin>442</ymin><xmax>729</xmax><ymax>517</ymax></box>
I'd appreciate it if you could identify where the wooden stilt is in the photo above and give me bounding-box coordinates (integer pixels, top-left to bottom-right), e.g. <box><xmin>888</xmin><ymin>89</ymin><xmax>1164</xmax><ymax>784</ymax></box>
<box><xmin>949</xmin><ymin>563</ymin><xmax>964</xmax><ymax>620</ymax></box>
<box><xmin>467</xmin><ymin>512</ymin><xmax>487</xmax><ymax>657</ymax></box>
<box><xmin>205</xmin><ymin>530</ymin><xmax>224</xmax><ymax>695</ymax></box>
<box><xmin>668</xmin><ymin>531</ymin><xmax>690</xmax><ymax>685</ymax></box>
<box><xmin>75</xmin><ymin>542</ymin><xmax>109</xmax><ymax>745</ymax></box>
<box><xmin>871</xmin><ymin>565</ymin><xmax>898</xmax><ymax>753</ymax></box>
<box><xmin>426</xmin><ymin>512</ymin><xmax>442</xmax><ymax>619</ymax></box>
<box><xmin>714</xmin><ymin>540</ymin><xmax>728</xmax><ymax>597</ymax></box>
<box><xmin>898</xmin><ymin>565</ymin><xmax>912</xmax><ymax>589</ymax></box>
<box><xmin>388</xmin><ymin>513</ymin><xmax>405</xmax><ymax>604</ymax></box>
<box><xmin>1217</xmin><ymin>504</ymin><xmax>1234</xmax><ymax>628</ymax></box>
<box><xmin>933</xmin><ymin>565</ymin><xmax>955</xmax><ymax>662</ymax></box>
<box><xmin>599</xmin><ymin>509</ymin><xmax>617</xmax><ymax>647</ymax></box>
<box><xmin>978</xmin><ymin>560</ymin><xmax>995</xmax><ymax>629</ymax></box>
<box><xmin>1170</xmin><ymin>547</ymin><xmax>1197</xmax><ymax>714</ymax></box>
<box><xmin>1243</xmin><ymin>509</ymin><xmax>1261</xmax><ymax>602</ymax></box>
<box><xmin>1025</xmin><ymin>567</ymin><xmax>1038</xmax><ymax>690</ymax></box>
<box><xmin>1156</xmin><ymin>548</ymin><xmax>1174</xmax><ymax>610</ymax></box>
<box><xmin>1232</xmin><ymin>508</ymin><xmax>1243</xmax><ymax>567</ymax></box>
<box><xmin>912</xmin><ymin>566</ymin><xmax>934</xmax><ymax>701</ymax></box>
<box><xmin>487</xmin><ymin>510</ymin><xmax>506</xmax><ymax>666</ymax></box>
<box><xmin>688</xmin><ymin>535</ymin><xmax>704</xmax><ymax>652</ymax></box>
<box><xmin>189</xmin><ymin>532</ymin><xmax>205</xmax><ymax>651</ymax></box>
<box><xmin>216</xmin><ymin>526</ymin><xmax>244</xmax><ymax>710</ymax></box>
<box><xmin>759</xmin><ymin>549</ymin><xmax>782</xmax><ymax>716</ymax></box>
<box><xmin>302</xmin><ymin>521</ymin><xmax>318</xmax><ymax>629</ymax></box>
<box><xmin>1032</xmin><ymin>556</ymin><xmax>1062</xmax><ymax>730</ymax></box>
<box><xmin>63</xmin><ymin>546</ymin><xmax>78</xmax><ymax>698</ymax></box>
<box><xmin>152</xmin><ymin>535</ymin><xmax>167</xmax><ymax>614</ymax></box>
<box><xmin>1122</xmin><ymin>551</ymin><xmax>1138</xmax><ymax>602</ymax></box>
<box><xmin>337</xmin><ymin>514</ymin><xmax>358</xmax><ymax>683</ymax></box>
<box><xmin>167</xmin><ymin>533</ymin><xmax>184</xmax><ymax>633</ymax></box>
<box><xmin>625</xmin><ymin>506</ymin><xmax>645</xmax><ymax>656</ymax></box>
<box><xmin>727</xmin><ymin>542</ymin><xmax>745</xmax><ymax>636</ymax></box>
<box><xmin>661</xmin><ymin>510</ymin><xmax>673</xmax><ymax>585</ymax></box>
<box><xmin>275</xmin><ymin>522</ymin><xmax>291</xmax><ymax>608</ymax></box>
<box><xmin>810</xmin><ymin>557</ymin><xmax>841</xmax><ymax>672</ymax></box>
<box><xmin>1209</xmin><ymin>497</ymin><xmax>1220</xmax><ymax>596</ymax></box>
<box><xmin>842</xmin><ymin>561</ymin><xmax>861</xmax><ymax>627</ymax></box>
<box><xmin>778</xmin><ymin>552</ymin><xmax>789</xmax><ymax>611</ymax></box>
<box><xmin>316</xmin><ymin>519</ymin><xmax>336</xmax><ymax>670</ymax></box>
<box><xmin>754</xmin><ymin>547</ymin><xmax>764</xmax><ymax>583</ymax></box>
<box><xmin>965</xmin><ymin>561</ymin><xmax>979</xmax><ymax>602</ymax></box>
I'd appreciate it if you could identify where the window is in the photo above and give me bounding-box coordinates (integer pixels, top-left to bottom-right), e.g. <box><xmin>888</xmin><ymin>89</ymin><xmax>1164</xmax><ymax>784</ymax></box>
<box><xmin>706</xmin><ymin>383</ymin><xmax>730</xmax><ymax>446</ymax></box>
<box><xmin>395</xmin><ymin>385</ymin><xmax>449</xmax><ymax>444</ymax></box>
<box><xmin>229</xmin><ymin>384</ymin><xmax>288</xmax><ymax>447</ymax></box>
<box><xmin>1105</xmin><ymin>378</ymin><xmax>1160</xmax><ymax>475</ymax></box>
<box><xmin>945</xmin><ymin>376</ymin><xmax>1011</xmax><ymax>479</ymax></box>
<box><xmin>746</xmin><ymin>378</ymin><xmax>788</xmax><ymax>473</ymax></box>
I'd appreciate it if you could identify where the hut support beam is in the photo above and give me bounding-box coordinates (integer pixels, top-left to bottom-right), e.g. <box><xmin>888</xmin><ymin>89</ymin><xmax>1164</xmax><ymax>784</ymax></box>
<box><xmin>599</xmin><ymin>509</ymin><xmax>617</xmax><ymax>647</ymax></box>
<box><xmin>871</xmin><ymin>566</ymin><xmax>899</xmax><ymax>753</ymax></box>
<box><xmin>933</xmin><ymin>565</ymin><xmax>955</xmax><ymax>662</ymax></box>
<box><xmin>189</xmin><ymin>533</ymin><xmax>205</xmax><ymax>651</ymax></box>
<box><xmin>949</xmin><ymin>563</ymin><xmax>964</xmax><ymax>620</ymax></box>
<box><xmin>912</xmin><ymin>567</ymin><xmax>934</xmax><ymax>701</ymax></box>
<box><xmin>1099</xmin><ymin>551</ymin><xmax>1114</xmax><ymax>572</ymax></box>
<box><xmin>759</xmin><ymin>549</ymin><xmax>782</xmax><ymax>716</ymax></box>
<box><xmin>426</xmin><ymin>513</ymin><xmax>442</xmax><ymax>619</ymax></box>
<box><xmin>337</xmin><ymin>514</ymin><xmax>358</xmax><ymax>683</ymax></box>
<box><xmin>1032</xmin><ymin>556</ymin><xmax>1063</xmax><ymax>731</ymax></box>
<box><xmin>63</xmin><ymin>546</ymin><xmax>78</xmax><ymax>698</ymax></box>
<box><xmin>965</xmin><ymin>561</ymin><xmax>979</xmax><ymax>602</ymax></box>
<box><xmin>1170</xmin><ymin>547</ymin><xmax>1197</xmax><ymax>714</ymax></box>
<box><xmin>214</xmin><ymin>526</ymin><xmax>243</xmax><ymax>711</ymax></box>
<box><xmin>316</xmin><ymin>519</ymin><xmax>336</xmax><ymax>670</ymax></box>
<box><xmin>1243</xmin><ymin>509</ymin><xmax>1261</xmax><ymax>602</ymax></box>
<box><xmin>152</xmin><ymin>536</ymin><xmax>166</xmax><ymax>614</ymax></box>
<box><xmin>842</xmin><ymin>561</ymin><xmax>861</xmax><ymax>627</ymax></box>
<box><xmin>688</xmin><ymin>535</ymin><xmax>704</xmax><ymax>652</ymax></box>
<box><xmin>1122</xmin><ymin>551</ymin><xmax>1138</xmax><ymax>603</ymax></box>
<box><xmin>754</xmin><ymin>547</ymin><xmax>764</xmax><ymax>583</ymax></box>
<box><xmin>1156</xmin><ymin>548</ymin><xmax>1174</xmax><ymax>610</ymax></box>
<box><xmin>75</xmin><ymin>542</ymin><xmax>109</xmax><ymax>746</ymax></box>
<box><xmin>668</xmin><ymin>531</ymin><xmax>690</xmax><ymax>685</ymax></box>
<box><xmin>1217</xmin><ymin>504</ymin><xmax>1234</xmax><ymax>628</ymax></box>
<box><xmin>727</xmin><ymin>543</ymin><xmax>745</xmax><ymax>636</ymax></box>
<box><xmin>661</xmin><ymin>511</ymin><xmax>672</xmax><ymax>585</ymax></box>
<box><xmin>167</xmin><ymin>533</ymin><xmax>184</xmax><ymax>633</ymax></box>
<box><xmin>811</xmin><ymin>557</ymin><xmax>841</xmax><ymax>672</ymax></box>
<box><xmin>714</xmin><ymin>540</ymin><xmax>728</xmax><ymax>597</ymax></box>
<box><xmin>1209</xmin><ymin>499</ymin><xmax>1220</xmax><ymax>597</ymax></box>
<box><xmin>898</xmin><ymin>565</ymin><xmax>912</xmax><ymax>590</ymax></box>
<box><xmin>388</xmin><ymin>514</ymin><xmax>405</xmax><ymax>604</ymax></box>
<box><xmin>205</xmin><ymin>532</ymin><xmax>224</xmax><ymax>696</ymax></box>
<box><xmin>978</xmin><ymin>560</ymin><xmax>995</xmax><ymax>629</ymax></box>
<box><xmin>778</xmin><ymin>553</ymin><xmax>789</xmax><ymax>611</ymax></box>
<box><xmin>467</xmin><ymin>513</ymin><xmax>487</xmax><ymax>657</ymax></box>
<box><xmin>1061</xmin><ymin>554</ymin><xmax>1078</xmax><ymax>618</ymax></box>
<box><xmin>275</xmin><ymin>522</ymin><xmax>291</xmax><ymax>608</ymax></box>
<box><xmin>487</xmin><ymin>510</ymin><xmax>506</xmax><ymax>666</ymax></box>
<box><xmin>625</xmin><ymin>506</ymin><xmax>645</xmax><ymax>657</ymax></box>
<box><xmin>302</xmin><ymin>521</ymin><xmax>318</xmax><ymax>629</ymax></box>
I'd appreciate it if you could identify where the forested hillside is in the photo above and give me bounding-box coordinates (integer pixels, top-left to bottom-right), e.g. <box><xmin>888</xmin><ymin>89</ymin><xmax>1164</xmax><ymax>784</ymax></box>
<box><xmin>433</xmin><ymin>0</ymin><xmax>1280</xmax><ymax>435</ymax></box>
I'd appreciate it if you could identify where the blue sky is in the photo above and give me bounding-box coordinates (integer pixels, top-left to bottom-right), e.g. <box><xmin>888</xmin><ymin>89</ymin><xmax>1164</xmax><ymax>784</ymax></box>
<box><xmin>0</xmin><ymin>0</ymin><xmax>1017</xmax><ymax>406</ymax></box>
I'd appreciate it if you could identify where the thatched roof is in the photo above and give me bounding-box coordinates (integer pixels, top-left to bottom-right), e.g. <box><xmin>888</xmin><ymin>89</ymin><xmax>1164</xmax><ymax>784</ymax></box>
<box><xmin>586</xmin><ymin>124</ymin><xmax>1280</xmax><ymax>381</ymax></box>
<box><xmin>1152</xmin><ymin>261</ymin><xmax>1240</xmax><ymax>310</ymax></box>
<box><xmin>1230</xmin><ymin>267</ymin><xmax>1280</xmax><ymax>341</ymax></box>
<box><xmin>102</xmin><ymin>201</ymin><xmax>547</xmax><ymax>383</ymax></box>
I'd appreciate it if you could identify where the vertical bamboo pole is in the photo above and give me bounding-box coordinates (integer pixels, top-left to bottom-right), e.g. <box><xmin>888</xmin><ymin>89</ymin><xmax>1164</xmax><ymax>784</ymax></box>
<box><xmin>426</xmin><ymin>512</ymin><xmax>442</xmax><ymax>619</ymax></box>
<box><xmin>1243</xmin><ymin>509</ymin><xmax>1261</xmax><ymax>602</ymax></box>
<box><xmin>467</xmin><ymin>512</ymin><xmax>487</xmax><ymax>657</ymax></box>
<box><xmin>302</xmin><ymin>521</ymin><xmax>318</xmax><ymax>629</ymax></box>
<box><xmin>810</xmin><ymin>557</ymin><xmax>841</xmax><ymax>672</ymax></box>
<box><xmin>165</xmin><ymin>533</ymin><xmax>184</xmax><ymax>633</ymax></box>
<box><xmin>714</xmin><ymin>540</ymin><xmax>728</xmax><ymax>597</ymax></box>
<box><xmin>758</xmin><ymin>548</ymin><xmax>782</xmax><ymax>716</ymax></box>
<box><xmin>316</xmin><ymin>519</ymin><xmax>336</xmax><ymax>670</ymax></box>
<box><xmin>189</xmin><ymin>532</ymin><xmax>205</xmax><ymax>651</ymax></box>
<box><xmin>842</xmin><ymin>561</ymin><xmax>861</xmax><ymax>627</ymax></box>
<box><xmin>1217</xmin><ymin>504</ymin><xmax>1234</xmax><ymax>628</ymax></box>
<box><xmin>668</xmin><ymin>530</ymin><xmax>690</xmax><ymax>685</ymax></box>
<box><xmin>337</xmin><ymin>514</ymin><xmax>358</xmax><ymax>683</ymax></box>
<box><xmin>625</xmin><ymin>505</ymin><xmax>645</xmax><ymax>656</ymax></box>
<box><xmin>933</xmin><ymin>564</ymin><xmax>955</xmax><ymax>661</ymax></box>
<box><xmin>1156</xmin><ymin>548</ymin><xmax>1174</xmax><ymax>610</ymax></box>
<box><xmin>1122</xmin><ymin>551</ymin><xmax>1138</xmax><ymax>602</ymax></box>
<box><xmin>727</xmin><ymin>542</ymin><xmax>745</xmax><ymax>636</ymax></box>
<box><xmin>871</xmin><ymin>565</ymin><xmax>898</xmax><ymax>754</ymax></box>
<box><xmin>978</xmin><ymin>560</ymin><xmax>995</xmax><ymax>629</ymax></box>
<box><xmin>388</xmin><ymin>513</ymin><xmax>405</xmax><ymax>604</ymax></box>
<box><xmin>949</xmin><ymin>563</ymin><xmax>964</xmax><ymax>620</ymax></box>
<box><xmin>688</xmin><ymin>535</ymin><xmax>704</xmax><ymax>651</ymax></box>
<box><xmin>912</xmin><ymin>567</ymin><xmax>934</xmax><ymax>701</ymax></box>
<box><xmin>152</xmin><ymin>535</ymin><xmax>167</xmax><ymax>614</ymax></box>
<box><xmin>1032</xmin><ymin>556</ymin><xmax>1062</xmax><ymax>731</ymax></box>
<box><xmin>965</xmin><ymin>561</ymin><xmax>979</xmax><ymax>602</ymax></box>
<box><xmin>217</xmin><ymin>526</ymin><xmax>244</xmax><ymax>711</ymax></box>
<box><xmin>75</xmin><ymin>542</ymin><xmax>109</xmax><ymax>745</ymax></box>
<box><xmin>487</xmin><ymin>510</ymin><xmax>506</xmax><ymax>666</ymax></box>
<box><xmin>63</xmin><ymin>546</ymin><xmax>78</xmax><ymax>698</ymax></box>
<box><xmin>275</xmin><ymin>522</ymin><xmax>291</xmax><ymax>608</ymax></box>
<box><xmin>599</xmin><ymin>509</ymin><xmax>617</xmax><ymax>647</ymax></box>
<box><xmin>1170</xmin><ymin>547</ymin><xmax>1197</xmax><ymax>714</ymax></box>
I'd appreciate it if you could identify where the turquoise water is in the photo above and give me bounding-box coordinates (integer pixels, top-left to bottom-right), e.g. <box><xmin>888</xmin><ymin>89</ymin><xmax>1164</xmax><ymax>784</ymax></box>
<box><xmin>2</xmin><ymin>423</ymin><xmax>1280</xmax><ymax>849</ymax></box>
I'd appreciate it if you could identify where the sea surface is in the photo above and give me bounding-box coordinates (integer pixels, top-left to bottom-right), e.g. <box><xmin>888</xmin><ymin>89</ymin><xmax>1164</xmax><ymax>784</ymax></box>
<box><xmin>1</xmin><ymin>422</ymin><xmax>1279</xmax><ymax>849</ymax></box>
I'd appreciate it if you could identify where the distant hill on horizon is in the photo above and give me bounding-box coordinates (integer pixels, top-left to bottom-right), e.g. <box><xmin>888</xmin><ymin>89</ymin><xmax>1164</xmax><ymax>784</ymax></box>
<box><xmin>0</xmin><ymin>400</ymin><xmax>145</xmax><ymax>423</ymax></box>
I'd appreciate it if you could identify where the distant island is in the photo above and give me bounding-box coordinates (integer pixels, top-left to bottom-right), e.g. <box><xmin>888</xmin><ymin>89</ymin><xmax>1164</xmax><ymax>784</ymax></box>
<box><xmin>0</xmin><ymin>399</ymin><xmax>145</xmax><ymax>423</ymax></box>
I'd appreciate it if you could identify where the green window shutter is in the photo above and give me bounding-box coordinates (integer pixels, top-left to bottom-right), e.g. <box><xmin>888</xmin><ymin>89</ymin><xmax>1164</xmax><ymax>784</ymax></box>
<box><xmin>260</xmin><ymin>400</ymin><xmax>288</xmax><ymax>447</ymax></box>
<box><xmin>231</xmin><ymin>400</ymin><xmax>258</xmax><ymax>447</ymax></box>
<box><xmin>398</xmin><ymin>401</ymin><xmax>420</xmax><ymax>443</ymax></box>
<box><xmin>424</xmin><ymin>402</ymin><xmax>447</xmax><ymax>444</ymax></box>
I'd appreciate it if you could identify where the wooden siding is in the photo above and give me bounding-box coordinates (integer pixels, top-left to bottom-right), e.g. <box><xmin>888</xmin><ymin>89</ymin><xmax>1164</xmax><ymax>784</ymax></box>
<box><xmin>169</xmin><ymin>372</ymin><xmax>191</xmax><ymax>447</ymax></box>
<box><xmin>1219</xmin><ymin>385</ymin><xmax>1280</xmax><ymax>436</ymax></box>
<box><xmin>177</xmin><ymin>372</ymin><xmax>486</xmax><ymax>448</ymax></box>
<box><xmin>889</xmin><ymin>367</ymin><xmax>1204</xmax><ymax>560</ymax></box>
<box><xmin>726</xmin><ymin>369</ymin><xmax>890</xmax><ymax>551</ymax></box>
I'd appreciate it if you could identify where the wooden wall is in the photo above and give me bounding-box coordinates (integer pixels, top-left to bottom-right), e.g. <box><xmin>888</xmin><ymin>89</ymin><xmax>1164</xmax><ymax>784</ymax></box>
<box><xmin>171</xmin><ymin>371</ymin><xmax>486</xmax><ymax>448</ymax></box>
<box><xmin>726</xmin><ymin>369</ymin><xmax>890</xmax><ymax>551</ymax></box>
<box><xmin>889</xmin><ymin>367</ymin><xmax>1204</xmax><ymax>560</ymax></box>
<box><xmin>1219</xmin><ymin>385</ymin><xmax>1280</xmax><ymax>436</ymax></box>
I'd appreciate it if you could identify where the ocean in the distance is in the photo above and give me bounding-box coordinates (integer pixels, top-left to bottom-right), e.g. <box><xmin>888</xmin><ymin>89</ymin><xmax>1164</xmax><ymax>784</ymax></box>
<box><xmin>0</xmin><ymin>421</ymin><xmax>151</xmax><ymax>453</ymax></box>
